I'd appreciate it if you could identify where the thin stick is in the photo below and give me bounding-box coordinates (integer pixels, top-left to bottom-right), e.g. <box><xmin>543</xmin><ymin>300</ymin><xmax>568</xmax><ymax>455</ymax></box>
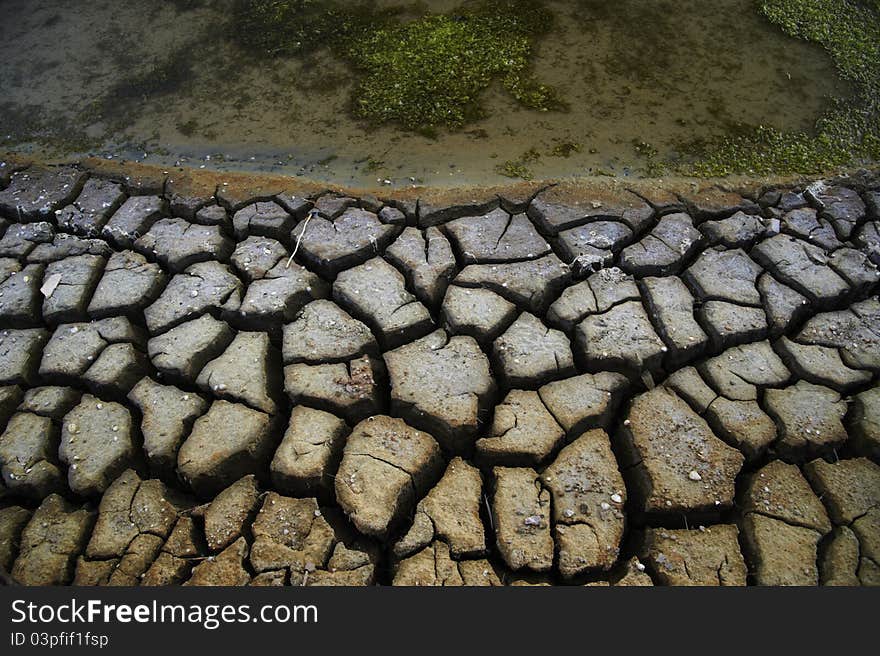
<box><xmin>286</xmin><ymin>211</ymin><xmax>314</xmax><ymax>268</ymax></box>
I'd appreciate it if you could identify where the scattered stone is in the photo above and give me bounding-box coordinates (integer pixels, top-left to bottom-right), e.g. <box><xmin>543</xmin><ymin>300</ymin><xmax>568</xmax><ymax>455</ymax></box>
<box><xmin>384</xmin><ymin>330</ymin><xmax>495</xmax><ymax>452</ymax></box>
<box><xmin>335</xmin><ymin>415</ymin><xmax>443</xmax><ymax>538</ymax></box>
<box><xmin>177</xmin><ymin>400</ymin><xmax>275</xmax><ymax>497</ymax></box>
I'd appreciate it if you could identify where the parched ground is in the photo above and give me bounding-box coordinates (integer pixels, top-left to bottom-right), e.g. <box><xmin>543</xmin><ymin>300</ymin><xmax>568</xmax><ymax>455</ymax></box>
<box><xmin>0</xmin><ymin>159</ymin><xmax>878</xmax><ymax>586</ymax></box>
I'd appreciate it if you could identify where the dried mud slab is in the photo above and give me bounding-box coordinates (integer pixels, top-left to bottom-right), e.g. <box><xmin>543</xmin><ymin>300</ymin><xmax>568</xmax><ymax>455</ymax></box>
<box><xmin>618</xmin><ymin>387</ymin><xmax>744</xmax><ymax>514</ymax></box>
<box><xmin>335</xmin><ymin>415</ymin><xmax>443</xmax><ymax>539</ymax></box>
<box><xmin>3</xmin><ymin>166</ymin><xmax>879</xmax><ymax>587</ymax></box>
<box><xmin>641</xmin><ymin>525</ymin><xmax>747</xmax><ymax>586</ymax></box>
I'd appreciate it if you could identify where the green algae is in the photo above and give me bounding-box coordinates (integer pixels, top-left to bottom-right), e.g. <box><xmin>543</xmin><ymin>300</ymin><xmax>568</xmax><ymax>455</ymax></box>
<box><xmin>231</xmin><ymin>0</ymin><xmax>391</xmax><ymax>57</ymax></box>
<box><xmin>230</xmin><ymin>0</ymin><xmax>563</xmax><ymax>133</ymax></box>
<box><xmin>495</xmin><ymin>146</ymin><xmax>541</xmax><ymax>179</ymax></box>
<box><xmin>685</xmin><ymin>0</ymin><xmax>880</xmax><ymax>176</ymax></box>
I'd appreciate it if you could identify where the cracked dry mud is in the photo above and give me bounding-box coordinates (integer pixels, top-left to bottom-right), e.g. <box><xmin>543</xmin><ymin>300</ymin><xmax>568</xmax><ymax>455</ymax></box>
<box><xmin>0</xmin><ymin>164</ymin><xmax>879</xmax><ymax>587</ymax></box>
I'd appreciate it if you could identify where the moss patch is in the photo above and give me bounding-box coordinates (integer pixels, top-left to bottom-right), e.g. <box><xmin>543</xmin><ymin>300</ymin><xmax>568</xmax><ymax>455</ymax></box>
<box><xmin>230</xmin><ymin>0</ymin><xmax>563</xmax><ymax>133</ymax></box>
<box><xmin>495</xmin><ymin>146</ymin><xmax>541</xmax><ymax>179</ymax></box>
<box><xmin>684</xmin><ymin>0</ymin><xmax>880</xmax><ymax>176</ymax></box>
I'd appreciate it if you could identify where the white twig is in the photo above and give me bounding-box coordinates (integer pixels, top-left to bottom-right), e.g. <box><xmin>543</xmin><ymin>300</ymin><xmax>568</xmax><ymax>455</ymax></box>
<box><xmin>286</xmin><ymin>211</ymin><xmax>314</xmax><ymax>268</ymax></box>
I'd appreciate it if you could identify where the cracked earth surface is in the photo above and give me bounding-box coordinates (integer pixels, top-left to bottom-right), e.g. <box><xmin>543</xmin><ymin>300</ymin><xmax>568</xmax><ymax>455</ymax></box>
<box><xmin>0</xmin><ymin>161</ymin><xmax>879</xmax><ymax>586</ymax></box>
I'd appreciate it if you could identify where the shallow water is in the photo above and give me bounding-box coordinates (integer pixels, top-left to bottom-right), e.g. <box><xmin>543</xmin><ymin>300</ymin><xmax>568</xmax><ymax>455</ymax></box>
<box><xmin>0</xmin><ymin>0</ymin><xmax>852</xmax><ymax>187</ymax></box>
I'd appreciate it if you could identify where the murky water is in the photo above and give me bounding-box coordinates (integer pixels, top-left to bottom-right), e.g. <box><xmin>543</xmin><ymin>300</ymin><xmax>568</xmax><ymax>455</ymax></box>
<box><xmin>0</xmin><ymin>0</ymin><xmax>851</xmax><ymax>187</ymax></box>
